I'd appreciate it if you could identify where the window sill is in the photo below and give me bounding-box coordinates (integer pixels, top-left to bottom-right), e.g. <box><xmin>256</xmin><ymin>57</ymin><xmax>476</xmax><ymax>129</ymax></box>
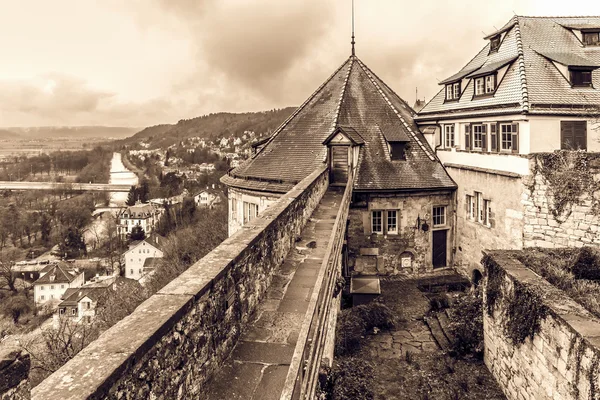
<box><xmin>472</xmin><ymin>93</ymin><xmax>496</xmax><ymax>100</ymax></box>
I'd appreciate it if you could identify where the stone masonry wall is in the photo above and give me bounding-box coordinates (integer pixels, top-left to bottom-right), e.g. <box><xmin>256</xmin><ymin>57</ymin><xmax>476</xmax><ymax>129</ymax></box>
<box><xmin>483</xmin><ymin>251</ymin><xmax>600</xmax><ymax>400</ymax></box>
<box><xmin>32</xmin><ymin>167</ymin><xmax>329</xmax><ymax>400</ymax></box>
<box><xmin>446</xmin><ymin>165</ymin><xmax>524</xmax><ymax>279</ymax></box>
<box><xmin>522</xmin><ymin>156</ymin><xmax>600</xmax><ymax>249</ymax></box>
<box><xmin>0</xmin><ymin>350</ymin><xmax>30</xmax><ymax>400</ymax></box>
<box><xmin>347</xmin><ymin>191</ymin><xmax>454</xmax><ymax>275</ymax></box>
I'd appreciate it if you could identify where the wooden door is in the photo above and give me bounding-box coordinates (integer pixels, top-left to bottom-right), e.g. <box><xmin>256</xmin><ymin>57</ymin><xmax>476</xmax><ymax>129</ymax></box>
<box><xmin>432</xmin><ymin>230</ymin><xmax>447</xmax><ymax>269</ymax></box>
<box><xmin>331</xmin><ymin>146</ymin><xmax>349</xmax><ymax>184</ymax></box>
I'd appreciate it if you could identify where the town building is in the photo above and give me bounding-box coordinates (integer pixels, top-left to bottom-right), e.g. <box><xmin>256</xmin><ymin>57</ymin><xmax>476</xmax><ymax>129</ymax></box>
<box><xmin>193</xmin><ymin>190</ymin><xmax>220</xmax><ymax>208</ymax></box>
<box><xmin>222</xmin><ymin>53</ymin><xmax>456</xmax><ymax>275</ymax></box>
<box><xmin>117</xmin><ymin>203</ymin><xmax>162</xmax><ymax>238</ymax></box>
<box><xmin>55</xmin><ymin>276</ymin><xmax>141</xmax><ymax>325</ymax></box>
<box><xmin>123</xmin><ymin>234</ymin><xmax>165</xmax><ymax>281</ymax></box>
<box><xmin>415</xmin><ymin>16</ymin><xmax>600</xmax><ymax>278</ymax></box>
<box><xmin>33</xmin><ymin>263</ymin><xmax>84</xmax><ymax>308</ymax></box>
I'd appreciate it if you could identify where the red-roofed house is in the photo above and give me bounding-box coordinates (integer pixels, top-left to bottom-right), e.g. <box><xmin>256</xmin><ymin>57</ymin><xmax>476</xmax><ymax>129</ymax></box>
<box><xmin>33</xmin><ymin>263</ymin><xmax>85</xmax><ymax>308</ymax></box>
<box><xmin>123</xmin><ymin>234</ymin><xmax>165</xmax><ymax>281</ymax></box>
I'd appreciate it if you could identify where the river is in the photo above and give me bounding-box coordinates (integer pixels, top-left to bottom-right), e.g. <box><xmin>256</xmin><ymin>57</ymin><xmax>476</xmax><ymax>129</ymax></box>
<box><xmin>109</xmin><ymin>152</ymin><xmax>138</xmax><ymax>206</ymax></box>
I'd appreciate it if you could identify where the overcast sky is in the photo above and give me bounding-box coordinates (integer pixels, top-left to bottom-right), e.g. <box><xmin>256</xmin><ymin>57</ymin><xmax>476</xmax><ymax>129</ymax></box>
<box><xmin>0</xmin><ymin>0</ymin><xmax>598</xmax><ymax>127</ymax></box>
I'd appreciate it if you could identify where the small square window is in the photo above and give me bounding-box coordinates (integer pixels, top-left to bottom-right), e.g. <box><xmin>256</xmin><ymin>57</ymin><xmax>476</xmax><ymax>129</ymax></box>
<box><xmin>570</xmin><ymin>69</ymin><xmax>593</xmax><ymax>87</ymax></box>
<box><xmin>583</xmin><ymin>31</ymin><xmax>600</xmax><ymax>46</ymax></box>
<box><xmin>372</xmin><ymin>210</ymin><xmax>383</xmax><ymax>234</ymax></box>
<box><xmin>490</xmin><ymin>35</ymin><xmax>501</xmax><ymax>53</ymax></box>
<box><xmin>433</xmin><ymin>206</ymin><xmax>446</xmax><ymax>227</ymax></box>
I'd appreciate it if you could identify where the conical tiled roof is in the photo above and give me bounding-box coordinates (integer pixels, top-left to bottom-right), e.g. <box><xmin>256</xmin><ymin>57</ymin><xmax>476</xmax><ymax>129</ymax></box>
<box><xmin>221</xmin><ymin>56</ymin><xmax>456</xmax><ymax>193</ymax></box>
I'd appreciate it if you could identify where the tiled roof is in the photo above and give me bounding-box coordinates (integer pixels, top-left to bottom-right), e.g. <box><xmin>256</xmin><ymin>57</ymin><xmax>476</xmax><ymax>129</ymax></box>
<box><xmin>222</xmin><ymin>55</ymin><xmax>456</xmax><ymax>193</ymax></box>
<box><xmin>59</xmin><ymin>287</ymin><xmax>102</xmax><ymax>306</ymax></box>
<box><xmin>34</xmin><ymin>263</ymin><xmax>80</xmax><ymax>285</ymax></box>
<box><xmin>536</xmin><ymin>51</ymin><xmax>600</xmax><ymax>68</ymax></box>
<box><xmin>128</xmin><ymin>234</ymin><xmax>165</xmax><ymax>253</ymax></box>
<box><xmin>417</xmin><ymin>16</ymin><xmax>600</xmax><ymax>120</ymax></box>
<box><xmin>323</xmin><ymin>126</ymin><xmax>365</xmax><ymax>146</ymax></box>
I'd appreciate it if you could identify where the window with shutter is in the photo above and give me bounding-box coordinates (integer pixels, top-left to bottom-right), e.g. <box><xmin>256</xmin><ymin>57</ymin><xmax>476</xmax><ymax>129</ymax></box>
<box><xmin>472</xmin><ymin>124</ymin><xmax>485</xmax><ymax>150</ymax></box>
<box><xmin>499</xmin><ymin>123</ymin><xmax>519</xmax><ymax>152</ymax></box>
<box><xmin>561</xmin><ymin>121</ymin><xmax>587</xmax><ymax>150</ymax></box>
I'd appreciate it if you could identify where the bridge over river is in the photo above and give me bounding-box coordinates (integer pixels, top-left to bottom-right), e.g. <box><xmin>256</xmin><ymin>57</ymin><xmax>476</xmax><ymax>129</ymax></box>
<box><xmin>0</xmin><ymin>181</ymin><xmax>131</xmax><ymax>192</ymax></box>
<box><xmin>32</xmin><ymin>166</ymin><xmax>350</xmax><ymax>400</ymax></box>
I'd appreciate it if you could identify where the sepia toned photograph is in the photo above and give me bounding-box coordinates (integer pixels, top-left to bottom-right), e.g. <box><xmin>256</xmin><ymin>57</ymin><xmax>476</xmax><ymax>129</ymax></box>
<box><xmin>1</xmin><ymin>1</ymin><xmax>600</xmax><ymax>399</ymax></box>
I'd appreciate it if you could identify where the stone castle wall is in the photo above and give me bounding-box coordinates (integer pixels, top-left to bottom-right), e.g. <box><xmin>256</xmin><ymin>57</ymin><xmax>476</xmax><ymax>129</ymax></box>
<box><xmin>446</xmin><ymin>165</ymin><xmax>525</xmax><ymax>279</ymax></box>
<box><xmin>522</xmin><ymin>155</ymin><xmax>600</xmax><ymax>249</ymax></box>
<box><xmin>483</xmin><ymin>251</ymin><xmax>600</xmax><ymax>400</ymax></box>
<box><xmin>32</xmin><ymin>167</ymin><xmax>329</xmax><ymax>400</ymax></box>
<box><xmin>347</xmin><ymin>191</ymin><xmax>454</xmax><ymax>275</ymax></box>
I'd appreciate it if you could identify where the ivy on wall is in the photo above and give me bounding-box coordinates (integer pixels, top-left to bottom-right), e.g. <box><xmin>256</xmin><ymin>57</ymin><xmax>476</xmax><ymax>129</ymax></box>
<box><xmin>483</xmin><ymin>255</ymin><xmax>548</xmax><ymax>346</ymax></box>
<box><xmin>528</xmin><ymin>151</ymin><xmax>600</xmax><ymax>221</ymax></box>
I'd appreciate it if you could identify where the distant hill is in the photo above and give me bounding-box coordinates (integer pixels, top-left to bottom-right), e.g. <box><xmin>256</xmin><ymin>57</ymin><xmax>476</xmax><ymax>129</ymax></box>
<box><xmin>5</xmin><ymin>126</ymin><xmax>139</xmax><ymax>140</ymax></box>
<box><xmin>0</xmin><ymin>129</ymin><xmax>19</xmax><ymax>140</ymax></box>
<box><xmin>122</xmin><ymin>108</ymin><xmax>296</xmax><ymax>148</ymax></box>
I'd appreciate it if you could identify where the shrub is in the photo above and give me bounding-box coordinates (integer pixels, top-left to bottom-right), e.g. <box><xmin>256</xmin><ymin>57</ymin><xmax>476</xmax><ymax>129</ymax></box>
<box><xmin>447</xmin><ymin>289</ymin><xmax>483</xmax><ymax>358</ymax></box>
<box><xmin>571</xmin><ymin>247</ymin><xmax>600</xmax><ymax>281</ymax></box>
<box><xmin>335</xmin><ymin>302</ymin><xmax>396</xmax><ymax>356</ymax></box>
<box><xmin>329</xmin><ymin>358</ymin><xmax>374</xmax><ymax>400</ymax></box>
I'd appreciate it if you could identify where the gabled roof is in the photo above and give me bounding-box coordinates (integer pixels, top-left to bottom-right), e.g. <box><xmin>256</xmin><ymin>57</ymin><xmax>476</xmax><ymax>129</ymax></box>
<box><xmin>222</xmin><ymin>55</ymin><xmax>456</xmax><ymax>193</ymax></box>
<box><xmin>119</xmin><ymin>203</ymin><xmax>158</xmax><ymax>219</ymax></box>
<box><xmin>59</xmin><ymin>287</ymin><xmax>103</xmax><ymax>306</ymax></box>
<box><xmin>127</xmin><ymin>234</ymin><xmax>165</xmax><ymax>253</ymax></box>
<box><xmin>417</xmin><ymin>16</ymin><xmax>600</xmax><ymax>120</ymax></box>
<box><xmin>34</xmin><ymin>264</ymin><xmax>81</xmax><ymax>285</ymax></box>
<box><xmin>322</xmin><ymin>126</ymin><xmax>365</xmax><ymax>146</ymax></box>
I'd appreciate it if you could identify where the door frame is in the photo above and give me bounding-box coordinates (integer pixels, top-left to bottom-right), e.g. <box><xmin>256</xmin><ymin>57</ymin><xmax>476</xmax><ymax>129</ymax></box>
<box><xmin>431</xmin><ymin>228</ymin><xmax>449</xmax><ymax>269</ymax></box>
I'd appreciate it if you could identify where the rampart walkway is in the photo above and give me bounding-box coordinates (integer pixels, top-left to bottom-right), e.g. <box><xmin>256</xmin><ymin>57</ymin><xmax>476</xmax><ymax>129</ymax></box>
<box><xmin>206</xmin><ymin>188</ymin><xmax>343</xmax><ymax>400</ymax></box>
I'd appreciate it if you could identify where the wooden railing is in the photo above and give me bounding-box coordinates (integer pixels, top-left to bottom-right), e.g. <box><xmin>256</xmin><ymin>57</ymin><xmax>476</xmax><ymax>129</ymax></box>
<box><xmin>280</xmin><ymin>173</ymin><xmax>353</xmax><ymax>400</ymax></box>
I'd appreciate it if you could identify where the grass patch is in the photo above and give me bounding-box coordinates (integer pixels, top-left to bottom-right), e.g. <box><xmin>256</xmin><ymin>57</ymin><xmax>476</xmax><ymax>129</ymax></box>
<box><xmin>514</xmin><ymin>247</ymin><xmax>600</xmax><ymax>319</ymax></box>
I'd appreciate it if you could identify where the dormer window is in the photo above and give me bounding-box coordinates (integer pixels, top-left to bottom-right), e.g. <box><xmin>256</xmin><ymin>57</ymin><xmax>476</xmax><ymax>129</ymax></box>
<box><xmin>490</xmin><ymin>35</ymin><xmax>501</xmax><ymax>53</ymax></box>
<box><xmin>583</xmin><ymin>31</ymin><xmax>600</xmax><ymax>46</ymax></box>
<box><xmin>474</xmin><ymin>74</ymin><xmax>496</xmax><ymax>96</ymax></box>
<box><xmin>570</xmin><ymin>68</ymin><xmax>593</xmax><ymax>87</ymax></box>
<box><xmin>445</xmin><ymin>82</ymin><xmax>461</xmax><ymax>101</ymax></box>
<box><xmin>389</xmin><ymin>143</ymin><xmax>406</xmax><ymax>161</ymax></box>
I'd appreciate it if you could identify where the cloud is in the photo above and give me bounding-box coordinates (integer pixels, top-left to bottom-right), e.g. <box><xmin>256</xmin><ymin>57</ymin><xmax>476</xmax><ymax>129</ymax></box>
<box><xmin>155</xmin><ymin>0</ymin><xmax>335</xmax><ymax>104</ymax></box>
<box><xmin>0</xmin><ymin>74</ymin><xmax>177</xmax><ymax>126</ymax></box>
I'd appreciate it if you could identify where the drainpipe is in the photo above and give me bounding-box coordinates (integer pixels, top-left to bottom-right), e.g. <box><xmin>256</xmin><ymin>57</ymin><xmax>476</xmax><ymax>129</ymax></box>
<box><xmin>434</xmin><ymin>121</ymin><xmax>443</xmax><ymax>155</ymax></box>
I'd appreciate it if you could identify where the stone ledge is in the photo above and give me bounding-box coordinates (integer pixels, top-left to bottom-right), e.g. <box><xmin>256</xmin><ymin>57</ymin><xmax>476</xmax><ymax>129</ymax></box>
<box><xmin>484</xmin><ymin>250</ymin><xmax>600</xmax><ymax>340</ymax></box>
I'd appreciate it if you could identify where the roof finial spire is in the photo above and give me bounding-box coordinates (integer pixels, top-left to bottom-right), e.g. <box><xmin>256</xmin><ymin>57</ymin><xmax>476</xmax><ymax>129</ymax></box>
<box><xmin>351</xmin><ymin>0</ymin><xmax>356</xmax><ymax>56</ymax></box>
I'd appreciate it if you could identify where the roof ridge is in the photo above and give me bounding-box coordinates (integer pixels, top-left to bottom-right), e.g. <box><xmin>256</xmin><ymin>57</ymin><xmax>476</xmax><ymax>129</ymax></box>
<box><xmin>354</xmin><ymin>59</ymin><xmax>436</xmax><ymax>161</ymax></box>
<box><xmin>513</xmin><ymin>16</ymin><xmax>530</xmax><ymax>113</ymax></box>
<box><xmin>333</xmin><ymin>57</ymin><xmax>355</xmax><ymax>131</ymax></box>
<box><xmin>238</xmin><ymin>56</ymin><xmax>353</xmax><ymax>169</ymax></box>
<box><xmin>516</xmin><ymin>15</ymin><xmax>600</xmax><ymax>19</ymax></box>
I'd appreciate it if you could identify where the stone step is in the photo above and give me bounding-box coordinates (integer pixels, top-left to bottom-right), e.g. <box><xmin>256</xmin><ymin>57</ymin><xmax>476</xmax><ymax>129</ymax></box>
<box><xmin>437</xmin><ymin>311</ymin><xmax>456</xmax><ymax>344</ymax></box>
<box><xmin>424</xmin><ymin>315</ymin><xmax>450</xmax><ymax>351</ymax></box>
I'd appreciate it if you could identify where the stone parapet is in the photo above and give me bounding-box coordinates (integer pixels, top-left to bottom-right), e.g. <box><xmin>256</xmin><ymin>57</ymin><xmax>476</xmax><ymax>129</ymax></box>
<box><xmin>483</xmin><ymin>251</ymin><xmax>600</xmax><ymax>400</ymax></box>
<box><xmin>32</xmin><ymin>166</ymin><xmax>329</xmax><ymax>400</ymax></box>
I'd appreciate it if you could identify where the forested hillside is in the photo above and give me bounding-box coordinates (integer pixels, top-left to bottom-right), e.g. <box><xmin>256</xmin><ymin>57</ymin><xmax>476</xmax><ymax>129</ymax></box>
<box><xmin>122</xmin><ymin>107</ymin><xmax>295</xmax><ymax>148</ymax></box>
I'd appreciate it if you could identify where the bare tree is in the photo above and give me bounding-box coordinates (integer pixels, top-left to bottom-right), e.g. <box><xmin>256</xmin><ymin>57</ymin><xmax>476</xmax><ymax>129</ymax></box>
<box><xmin>0</xmin><ymin>248</ymin><xmax>21</xmax><ymax>292</ymax></box>
<box><xmin>20</xmin><ymin>316</ymin><xmax>99</xmax><ymax>379</ymax></box>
